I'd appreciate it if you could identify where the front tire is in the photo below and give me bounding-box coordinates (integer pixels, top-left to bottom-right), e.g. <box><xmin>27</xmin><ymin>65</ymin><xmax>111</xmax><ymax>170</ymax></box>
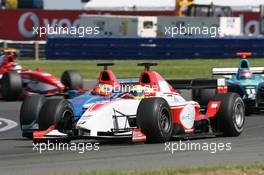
<box><xmin>211</xmin><ymin>93</ymin><xmax>245</xmax><ymax>137</ymax></box>
<box><xmin>1</xmin><ymin>72</ymin><xmax>22</xmax><ymax>101</ymax></box>
<box><xmin>137</xmin><ymin>97</ymin><xmax>173</xmax><ymax>143</ymax></box>
<box><xmin>20</xmin><ymin>95</ymin><xmax>46</xmax><ymax>138</ymax></box>
<box><xmin>39</xmin><ymin>99</ymin><xmax>74</xmax><ymax>132</ymax></box>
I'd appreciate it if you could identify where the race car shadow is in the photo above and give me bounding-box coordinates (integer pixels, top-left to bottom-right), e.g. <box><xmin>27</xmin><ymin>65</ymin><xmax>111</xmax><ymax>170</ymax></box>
<box><xmin>246</xmin><ymin>111</ymin><xmax>264</xmax><ymax>117</ymax></box>
<box><xmin>0</xmin><ymin>137</ymin><xmax>27</xmax><ymax>141</ymax></box>
<box><xmin>170</xmin><ymin>134</ymin><xmax>217</xmax><ymax>142</ymax></box>
<box><xmin>2</xmin><ymin>132</ymin><xmax>229</xmax><ymax>149</ymax></box>
<box><xmin>73</xmin><ymin>139</ymin><xmax>144</xmax><ymax>146</ymax></box>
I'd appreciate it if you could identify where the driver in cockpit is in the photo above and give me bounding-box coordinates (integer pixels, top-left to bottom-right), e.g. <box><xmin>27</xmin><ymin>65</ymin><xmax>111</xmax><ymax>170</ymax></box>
<box><xmin>91</xmin><ymin>83</ymin><xmax>113</xmax><ymax>96</ymax></box>
<box><xmin>118</xmin><ymin>85</ymin><xmax>146</xmax><ymax>99</ymax></box>
<box><xmin>237</xmin><ymin>70</ymin><xmax>254</xmax><ymax>80</ymax></box>
<box><xmin>129</xmin><ymin>85</ymin><xmax>146</xmax><ymax>99</ymax></box>
<box><xmin>91</xmin><ymin>83</ymin><xmax>147</xmax><ymax>100</ymax></box>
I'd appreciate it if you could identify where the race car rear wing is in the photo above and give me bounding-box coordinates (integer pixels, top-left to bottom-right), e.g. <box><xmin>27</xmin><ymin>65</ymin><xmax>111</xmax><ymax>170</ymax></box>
<box><xmin>167</xmin><ymin>79</ymin><xmax>226</xmax><ymax>90</ymax></box>
<box><xmin>117</xmin><ymin>78</ymin><xmax>226</xmax><ymax>90</ymax></box>
<box><xmin>212</xmin><ymin>67</ymin><xmax>264</xmax><ymax>75</ymax></box>
<box><xmin>118</xmin><ymin>77</ymin><xmax>139</xmax><ymax>85</ymax></box>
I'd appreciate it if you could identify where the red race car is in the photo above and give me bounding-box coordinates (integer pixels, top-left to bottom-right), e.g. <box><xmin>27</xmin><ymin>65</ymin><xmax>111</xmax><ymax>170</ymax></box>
<box><xmin>0</xmin><ymin>49</ymin><xmax>83</xmax><ymax>101</ymax></box>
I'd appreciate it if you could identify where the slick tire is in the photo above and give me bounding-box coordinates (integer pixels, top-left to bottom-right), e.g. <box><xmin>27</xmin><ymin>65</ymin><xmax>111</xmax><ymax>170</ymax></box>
<box><xmin>39</xmin><ymin>99</ymin><xmax>74</xmax><ymax>132</ymax></box>
<box><xmin>61</xmin><ymin>70</ymin><xmax>83</xmax><ymax>90</ymax></box>
<box><xmin>1</xmin><ymin>71</ymin><xmax>22</xmax><ymax>101</ymax></box>
<box><xmin>20</xmin><ymin>95</ymin><xmax>46</xmax><ymax>138</ymax></box>
<box><xmin>211</xmin><ymin>93</ymin><xmax>245</xmax><ymax>137</ymax></box>
<box><xmin>192</xmin><ymin>88</ymin><xmax>216</xmax><ymax>107</ymax></box>
<box><xmin>137</xmin><ymin>97</ymin><xmax>173</xmax><ymax>143</ymax></box>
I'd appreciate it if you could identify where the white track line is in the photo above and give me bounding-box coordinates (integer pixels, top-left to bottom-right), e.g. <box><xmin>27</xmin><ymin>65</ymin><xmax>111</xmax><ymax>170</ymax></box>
<box><xmin>0</xmin><ymin>118</ymin><xmax>18</xmax><ymax>132</ymax></box>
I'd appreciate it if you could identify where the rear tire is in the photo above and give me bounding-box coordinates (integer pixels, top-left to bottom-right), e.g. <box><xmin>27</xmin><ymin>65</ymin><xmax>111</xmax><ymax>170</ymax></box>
<box><xmin>61</xmin><ymin>70</ymin><xmax>83</xmax><ymax>90</ymax></box>
<box><xmin>39</xmin><ymin>99</ymin><xmax>74</xmax><ymax>132</ymax></box>
<box><xmin>1</xmin><ymin>72</ymin><xmax>22</xmax><ymax>101</ymax></box>
<box><xmin>20</xmin><ymin>95</ymin><xmax>46</xmax><ymax>138</ymax></box>
<box><xmin>192</xmin><ymin>88</ymin><xmax>216</xmax><ymax>107</ymax></box>
<box><xmin>211</xmin><ymin>93</ymin><xmax>245</xmax><ymax>137</ymax></box>
<box><xmin>137</xmin><ymin>97</ymin><xmax>173</xmax><ymax>143</ymax></box>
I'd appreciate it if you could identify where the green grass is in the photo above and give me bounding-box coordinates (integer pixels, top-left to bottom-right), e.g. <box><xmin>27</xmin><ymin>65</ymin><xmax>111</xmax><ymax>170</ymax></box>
<box><xmin>18</xmin><ymin>59</ymin><xmax>264</xmax><ymax>80</ymax></box>
<box><xmin>51</xmin><ymin>163</ymin><xmax>264</xmax><ymax>175</ymax></box>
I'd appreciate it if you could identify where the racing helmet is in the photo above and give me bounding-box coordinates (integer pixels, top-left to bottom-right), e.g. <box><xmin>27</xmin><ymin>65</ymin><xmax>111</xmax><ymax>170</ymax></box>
<box><xmin>129</xmin><ymin>85</ymin><xmax>146</xmax><ymax>99</ymax></box>
<box><xmin>92</xmin><ymin>83</ymin><xmax>113</xmax><ymax>96</ymax></box>
<box><xmin>238</xmin><ymin>70</ymin><xmax>253</xmax><ymax>80</ymax></box>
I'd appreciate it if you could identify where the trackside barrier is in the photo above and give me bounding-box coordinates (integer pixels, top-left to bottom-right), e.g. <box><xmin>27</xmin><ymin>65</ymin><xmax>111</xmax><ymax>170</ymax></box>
<box><xmin>0</xmin><ymin>40</ymin><xmax>46</xmax><ymax>60</ymax></box>
<box><xmin>45</xmin><ymin>36</ymin><xmax>264</xmax><ymax>60</ymax></box>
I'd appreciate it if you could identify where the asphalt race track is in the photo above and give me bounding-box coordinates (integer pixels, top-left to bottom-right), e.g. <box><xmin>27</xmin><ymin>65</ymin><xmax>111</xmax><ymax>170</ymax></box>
<box><xmin>0</xmin><ymin>81</ymin><xmax>263</xmax><ymax>175</ymax></box>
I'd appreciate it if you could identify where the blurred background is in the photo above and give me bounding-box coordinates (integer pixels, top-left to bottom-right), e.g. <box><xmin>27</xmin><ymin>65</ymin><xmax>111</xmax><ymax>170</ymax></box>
<box><xmin>1</xmin><ymin>0</ymin><xmax>264</xmax><ymax>60</ymax></box>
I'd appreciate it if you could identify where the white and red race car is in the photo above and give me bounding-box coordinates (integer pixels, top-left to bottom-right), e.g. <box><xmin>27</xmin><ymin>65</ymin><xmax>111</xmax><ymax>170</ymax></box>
<box><xmin>31</xmin><ymin>63</ymin><xmax>245</xmax><ymax>143</ymax></box>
